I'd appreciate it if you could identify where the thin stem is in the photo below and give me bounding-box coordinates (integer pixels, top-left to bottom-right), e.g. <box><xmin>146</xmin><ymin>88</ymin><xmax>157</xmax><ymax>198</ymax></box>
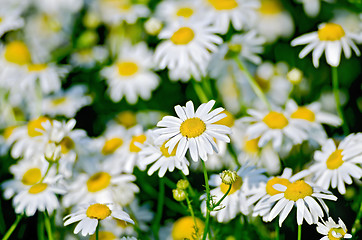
<box><xmin>2</xmin><ymin>214</ymin><xmax>23</xmax><ymax>240</ymax></box>
<box><xmin>351</xmin><ymin>199</ymin><xmax>362</xmax><ymax>235</ymax></box>
<box><xmin>275</xmin><ymin>222</ymin><xmax>280</xmax><ymax>240</ymax></box>
<box><xmin>233</xmin><ymin>56</ymin><xmax>272</xmax><ymax>110</ymax></box>
<box><xmin>181</xmin><ymin>172</ymin><xmax>196</xmax><ymax>198</ymax></box>
<box><xmin>192</xmin><ymin>80</ymin><xmax>209</xmax><ymax>103</ymax></box>
<box><xmin>96</xmin><ymin>224</ymin><xmax>99</xmax><ymax>240</ymax></box>
<box><xmin>40</xmin><ymin>163</ymin><xmax>53</xmax><ymax>183</ymax></box>
<box><xmin>37</xmin><ymin>213</ymin><xmax>45</xmax><ymax>240</ymax></box>
<box><xmin>201</xmin><ymin>161</ymin><xmax>211</xmax><ymax>240</ymax></box>
<box><xmin>185</xmin><ymin>193</ymin><xmax>199</xmax><ymax>237</ymax></box>
<box><xmin>153</xmin><ymin>178</ymin><xmax>165</xmax><ymax>240</ymax></box>
<box><xmin>332</xmin><ymin>67</ymin><xmax>349</xmax><ymax>135</ymax></box>
<box><xmin>297</xmin><ymin>224</ymin><xmax>301</xmax><ymax>240</ymax></box>
<box><xmin>212</xmin><ymin>184</ymin><xmax>231</xmax><ymax>210</ymax></box>
<box><xmin>44</xmin><ymin>212</ymin><xmax>54</xmax><ymax>240</ymax></box>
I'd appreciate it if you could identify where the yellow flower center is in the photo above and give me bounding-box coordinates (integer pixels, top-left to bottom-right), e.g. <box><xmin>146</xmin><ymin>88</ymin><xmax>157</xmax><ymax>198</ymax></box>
<box><xmin>291</xmin><ymin>107</ymin><xmax>315</xmax><ymax>122</ymax></box>
<box><xmin>60</xmin><ymin>136</ymin><xmax>75</xmax><ymax>154</ymax></box>
<box><xmin>28</xmin><ymin>183</ymin><xmax>48</xmax><ymax>194</ymax></box>
<box><xmin>22</xmin><ymin>168</ymin><xmax>42</xmax><ymax>185</ymax></box>
<box><xmin>51</xmin><ymin>97</ymin><xmax>67</xmax><ymax>106</ymax></box>
<box><xmin>326</xmin><ymin>149</ymin><xmax>344</xmax><ymax>170</ymax></box>
<box><xmin>102</xmin><ymin>138</ymin><xmax>124</xmax><ymax>155</ymax></box>
<box><xmin>207</xmin><ymin>0</ymin><xmax>238</xmax><ymax>10</ymax></box>
<box><xmin>170</xmin><ymin>27</ymin><xmax>195</xmax><ymax>45</ymax></box>
<box><xmin>129</xmin><ymin>134</ymin><xmax>147</xmax><ymax>152</ymax></box>
<box><xmin>0</xmin><ymin>18</ymin><xmax>2</xmax><ymax>23</ymax></box>
<box><xmin>180</xmin><ymin>117</ymin><xmax>206</xmax><ymax>138</ymax></box>
<box><xmin>284</xmin><ymin>180</ymin><xmax>313</xmax><ymax>201</ymax></box>
<box><xmin>27</xmin><ymin>116</ymin><xmax>49</xmax><ymax>137</ymax></box>
<box><xmin>160</xmin><ymin>141</ymin><xmax>177</xmax><ymax>157</ymax></box>
<box><xmin>87</xmin><ymin>172</ymin><xmax>111</xmax><ymax>192</ymax></box>
<box><xmin>244</xmin><ymin>137</ymin><xmax>260</xmax><ymax>154</ymax></box>
<box><xmin>90</xmin><ymin>231</ymin><xmax>116</xmax><ymax>240</ymax></box>
<box><xmin>328</xmin><ymin>227</ymin><xmax>346</xmax><ymax>240</ymax></box>
<box><xmin>86</xmin><ymin>204</ymin><xmax>111</xmax><ymax>220</ymax></box>
<box><xmin>214</xmin><ymin>110</ymin><xmax>235</xmax><ymax>127</ymax></box>
<box><xmin>266</xmin><ymin>177</ymin><xmax>291</xmax><ymax>196</ymax></box>
<box><xmin>176</xmin><ymin>7</ymin><xmax>194</xmax><ymax>18</ymax></box>
<box><xmin>172</xmin><ymin>216</ymin><xmax>205</xmax><ymax>240</ymax></box>
<box><xmin>259</xmin><ymin>0</ymin><xmax>282</xmax><ymax>15</ymax></box>
<box><xmin>117</xmin><ymin>61</ymin><xmax>139</xmax><ymax>76</ymax></box>
<box><xmin>220</xmin><ymin>176</ymin><xmax>243</xmax><ymax>195</ymax></box>
<box><xmin>27</xmin><ymin>63</ymin><xmax>47</xmax><ymax>72</ymax></box>
<box><xmin>318</xmin><ymin>23</ymin><xmax>345</xmax><ymax>41</ymax></box>
<box><xmin>4</xmin><ymin>41</ymin><xmax>31</xmax><ymax>65</ymax></box>
<box><xmin>116</xmin><ymin>111</ymin><xmax>137</xmax><ymax>128</ymax></box>
<box><xmin>3</xmin><ymin>126</ymin><xmax>16</xmax><ymax>140</ymax></box>
<box><xmin>263</xmin><ymin>111</ymin><xmax>288</xmax><ymax>129</ymax></box>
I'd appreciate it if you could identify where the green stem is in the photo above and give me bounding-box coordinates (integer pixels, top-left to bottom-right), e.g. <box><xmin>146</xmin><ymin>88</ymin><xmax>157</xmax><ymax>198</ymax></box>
<box><xmin>153</xmin><ymin>178</ymin><xmax>165</xmax><ymax>240</ymax></box>
<box><xmin>233</xmin><ymin>56</ymin><xmax>272</xmax><ymax>110</ymax></box>
<box><xmin>40</xmin><ymin>163</ymin><xmax>53</xmax><ymax>183</ymax></box>
<box><xmin>181</xmin><ymin>173</ymin><xmax>196</xmax><ymax>198</ymax></box>
<box><xmin>192</xmin><ymin>80</ymin><xmax>209</xmax><ymax>103</ymax></box>
<box><xmin>0</xmin><ymin>198</ymin><xmax>5</xmax><ymax>234</ymax></box>
<box><xmin>351</xmin><ymin>199</ymin><xmax>362</xmax><ymax>235</ymax></box>
<box><xmin>2</xmin><ymin>214</ymin><xmax>23</xmax><ymax>240</ymax></box>
<box><xmin>212</xmin><ymin>184</ymin><xmax>231</xmax><ymax>210</ymax></box>
<box><xmin>37</xmin><ymin>213</ymin><xmax>45</xmax><ymax>240</ymax></box>
<box><xmin>185</xmin><ymin>193</ymin><xmax>199</xmax><ymax>237</ymax></box>
<box><xmin>297</xmin><ymin>224</ymin><xmax>301</xmax><ymax>240</ymax></box>
<box><xmin>331</xmin><ymin>67</ymin><xmax>349</xmax><ymax>135</ymax></box>
<box><xmin>275</xmin><ymin>222</ymin><xmax>280</xmax><ymax>240</ymax></box>
<box><xmin>96</xmin><ymin>224</ymin><xmax>99</xmax><ymax>240</ymax></box>
<box><xmin>44</xmin><ymin>212</ymin><xmax>54</xmax><ymax>240</ymax></box>
<box><xmin>201</xmin><ymin>161</ymin><xmax>211</xmax><ymax>240</ymax></box>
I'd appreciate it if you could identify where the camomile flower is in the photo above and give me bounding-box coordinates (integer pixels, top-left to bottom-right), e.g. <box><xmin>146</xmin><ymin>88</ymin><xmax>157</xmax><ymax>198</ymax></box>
<box><xmin>160</xmin><ymin>216</ymin><xmax>205</xmax><ymax>240</ymax></box>
<box><xmin>0</xmin><ymin>9</ymin><xmax>24</xmax><ymax>37</ymax></box>
<box><xmin>291</xmin><ymin>22</ymin><xmax>361</xmax><ymax>67</ymax></box>
<box><xmin>316</xmin><ymin>217</ymin><xmax>352</xmax><ymax>240</ymax></box>
<box><xmin>70</xmin><ymin>46</ymin><xmax>108</xmax><ymax>68</ymax></box>
<box><xmin>63</xmin><ymin>203</ymin><xmax>134</xmax><ymax>236</ymax></box>
<box><xmin>267</xmin><ymin>179</ymin><xmax>337</xmax><ymax>226</ymax></box>
<box><xmin>154</xmin><ymin>100</ymin><xmax>231</xmax><ymax>162</ymax></box>
<box><xmin>308</xmin><ymin>135</ymin><xmax>362</xmax><ymax>194</ymax></box>
<box><xmin>154</xmin><ymin>20</ymin><xmax>222</xmax><ymax>81</ymax></box>
<box><xmin>101</xmin><ymin>41</ymin><xmax>159</xmax><ymax>104</ymax></box>
<box><xmin>139</xmin><ymin>131</ymin><xmax>190</xmax><ymax>177</ymax></box>
<box><xmin>332</xmin><ymin>10</ymin><xmax>362</xmax><ymax>44</ymax></box>
<box><xmin>200</xmin><ymin>0</ymin><xmax>260</xmax><ymax>34</ymax></box>
<box><xmin>155</xmin><ymin>0</ymin><xmax>200</xmax><ymax>23</ymax></box>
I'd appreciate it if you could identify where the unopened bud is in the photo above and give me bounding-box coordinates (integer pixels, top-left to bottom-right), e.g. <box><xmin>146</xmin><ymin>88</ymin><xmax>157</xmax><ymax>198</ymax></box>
<box><xmin>83</xmin><ymin>11</ymin><xmax>101</xmax><ymax>29</ymax></box>
<box><xmin>287</xmin><ymin>68</ymin><xmax>303</xmax><ymax>84</ymax></box>
<box><xmin>144</xmin><ymin>18</ymin><xmax>162</xmax><ymax>36</ymax></box>
<box><xmin>176</xmin><ymin>179</ymin><xmax>189</xmax><ymax>190</ymax></box>
<box><xmin>173</xmin><ymin>188</ymin><xmax>186</xmax><ymax>201</ymax></box>
<box><xmin>220</xmin><ymin>170</ymin><xmax>238</xmax><ymax>185</ymax></box>
<box><xmin>44</xmin><ymin>142</ymin><xmax>61</xmax><ymax>162</ymax></box>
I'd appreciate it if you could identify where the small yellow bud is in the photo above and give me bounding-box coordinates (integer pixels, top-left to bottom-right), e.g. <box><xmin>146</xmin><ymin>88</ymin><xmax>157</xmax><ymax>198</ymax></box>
<box><xmin>287</xmin><ymin>68</ymin><xmax>303</xmax><ymax>85</ymax></box>
<box><xmin>220</xmin><ymin>170</ymin><xmax>238</xmax><ymax>185</ymax></box>
<box><xmin>176</xmin><ymin>179</ymin><xmax>189</xmax><ymax>190</ymax></box>
<box><xmin>173</xmin><ymin>188</ymin><xmax>186</xmax><ymax>201</ymax></box>
<box><xmin>144</xmin><ymin>18</ymin><xmax>162</xmax><ymax>36</ymax></box>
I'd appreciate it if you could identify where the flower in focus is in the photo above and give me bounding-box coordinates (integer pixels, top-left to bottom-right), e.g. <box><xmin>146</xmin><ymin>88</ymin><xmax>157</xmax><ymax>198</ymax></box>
<box><xmin>316</xmin><ymin>217</ymin><xmax>352</xmax><ymax>240</ymax></box>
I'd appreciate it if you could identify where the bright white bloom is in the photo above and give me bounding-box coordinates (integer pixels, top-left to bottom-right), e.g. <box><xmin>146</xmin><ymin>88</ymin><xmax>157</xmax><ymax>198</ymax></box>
<box><xmin>154</xmin><ymin>20</ymin><xmax>222</xmax><ymax>81</ymax></box>
<box><xmin>0</xmin><ymin>10</ymin><xmax>24</xmax><ymax>37</ymax></box>
<box><xmin>155</xmin><ymin>100</ymin><xmax>231</xmax><ymax>162</ymax></box>
<box><xmin>317</xmin><ymin>217</ymin><xmax>352</xmax><ymax>240</ymax></box>
<box><xmin>267</xmin><ymin>179</ymin><xmax>337</xmax><ymax>226</ymax></box>
<box><xmin>309</xmin><ymin>135</ymin><xmax>362</xmax><ymax>194</ymax></box>
<box><xmin>332</xmin><ymin>10</ymin><xmax>362</xmax><ymax>44</ymax></box>
<box><xmin>155</xmin><ymin>0</ymin><xmax>200</xmax><ymax>23</ymax></box>
<box><xmin>291</xmin><ymin>22</ymin><xmax>361</xmax><ymax>67</ymax></box>
<box><xmin>64</xmin><ymin>203</ymin><xmax>134</xmax><ymax>236</ymax></box>
<box><xmin>101</xmin><ymin>41</ymin><xmax>159</xmax><ymax>104</ymax></box>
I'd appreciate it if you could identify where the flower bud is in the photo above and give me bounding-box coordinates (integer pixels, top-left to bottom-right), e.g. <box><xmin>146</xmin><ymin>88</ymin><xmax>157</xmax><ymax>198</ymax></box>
<box><xmin>44</xmin><ymin>142</ymin><xmax>61</xmax><ymax>162</ymax></box>
<box><xmin>287</xmin><ymin>68</ymin><xmax>303</xmax><ymax>84</ymax></box>
<box><xmin>144</xmin><ymin>18</ymin><xmax>162</xmax><ymax>36</ymax></box>
<box><xmin>176</xmin><ymin>179</ymin><xmax>189</xmax><ymax>190</ymax></box>
<box><xmin>173</xmin><ymin>188</ymin><xmax>186</xmax><ymax>201</ymax></box>
<box><xmin>220</xmin><ymin>170</ymin><xmax>238</xmax><ymax>185</ymax></box>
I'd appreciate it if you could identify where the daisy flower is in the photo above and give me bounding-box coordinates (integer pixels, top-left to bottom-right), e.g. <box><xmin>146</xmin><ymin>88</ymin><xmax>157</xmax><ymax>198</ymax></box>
<box><xmin>162</xmin><ymin>216</ymin><xmax>205</xmax><ymax>240</ymax></box>
<box><xmin>155</xmin><ymin>0</ymin><xmax>200</xmax><ymax>23</ymax></box>
<box><xmin>154</xmin><ymin>20</ymin><xmax>222</xmax><ymax>81</ymax></box>
<box><xmin>0</xmin><ymin>9</ymin><xmax>24</xmax><ymax>37</ymax></box>
<box><xmin>63</xmin><ymin>203</ymin><xmax>134</xmax><ymax>236</ymax></box>
<box><xmin>200</xmin><ymin>0</ymin><xmax>260</xmax><ymax>34</ymax></box>
<box><xmin>139</xmin><ymin>130</ymin><xmax>190</xmax><ymax>177</ymax></box>
<box><xmin>308</xmin><ymin>135</ymin><xmax>362</xmax><ymax>194</ymax></box>
<box><xmin>101</xmin><ymin>41</ymin><xmax>159</xmax><ymax>104</ymax></box>
<box><xmin>291</xmin><ymin>22</ymin><xmax>361</xmax><ymax>67</ymax></box>
<box><xmin>316</xmin><ymin>217</ymin><xmax>352</xmax><ymax>240</ymax></box>
<box><xmin>154</xmin><ymin>100</ymin><xmax>231</xmax><ymax>162</ymax></box>
<box><xmin>267</xmin><ymin>179</ymin><xmax>337</xmax><ymax>226</ymax></box>
<box><xmin>70</xmin><ymin>46</ymin><xmax>108</xmax><ymax>68</ymax></box>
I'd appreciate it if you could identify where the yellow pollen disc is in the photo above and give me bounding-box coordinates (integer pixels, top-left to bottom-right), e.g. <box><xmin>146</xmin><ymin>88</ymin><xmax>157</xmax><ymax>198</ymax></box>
<box><xmin>259</xmin><ymin>0</ymin><xmax>282</xmax><ymax>14</ymax></box>
<box><xmin>284</xmin><ymin>180</ymin><xmax>313</xmax><ymax>201</ymax></box>
<box><xmin>176</xmin><ymin>7</ymin><xmax>194</xmax><ymax>18</ymax></box>
<box><xmin>172</xmin><ymin>216</ymin><xmax>205</xmax><ymax>240</ymax></box>
<box><xmin>220</xmin><ymin>177</ymin><xmax>243</xmax><ymax>195</ymax></box>
<box><xmin>116</xmin><ymin>111</ymin><xmax>137</xmax><ymax>128</ymax></box>
<box><xmin>129</xmin><ymin>134</ymin><xmax>147</xmax><ymax>152</ymax></box>
<box><xmin>27</xmin><ymin>116</ymin><xmax>49</xmax><ymax>137</ymax></box>
<box><xmin>4</xmin><ymin>41</ymin><xmax>31</xmax><ymax>65</ymax></box>
<box><xmin>291</xmin><ymin>107</ymin><xmax>316</xmax><ymax>122</ymax></box>
<box><xmin>51</xmin><ymin>97</ymin><xmax>67</xmax><ymax>106</ymax></box>
<box><xmin>22</xmin><ymin>168</ymin><xmax>42</xmax><ymax>185</ymax></box>
<box><xmin>263</xmin><ymin>111</ymin><xmax>288</xmax><ymax>129</ymax></box>
<box><xmin>90</xmin><ymin>231</ymin><xmax>116</xmax><ymax>240</ymax></box>
<box><xmin>102</xmin><ymin>138</ymin><xmax>124</xmax><ymax>155</ymax></box>
<box><xmin>87</xmin><ymin>172</ymin><xmax>111</xmax><ymax>192</ymax></box>
<box><xmin>27</xmin><ymin>63</ymin><xmax>47</xmax><ymax>72</ymax></box>
<box><xmin>180</xmin><ymin>117</ymin><xmax>206</xmax><ymax>138</ymax></box>
<box><xmin>60</xmin><ymin>136</ymin><xmax>75</xmax><ymax>154</ymax></box>
<box><xmin>266</xmin><ymin>177</ymin><xmax>291</xmax><ymax>196</ymax></box>
<box><xmin>4</xmin><ymin>126</ymin><xmax>16</xmax><ymax>140</ymax></box>
<box><xmin>86</xmin><ymin>204</ymin><xmax>111</xmax><ymax>220</ymax></box>
<box><xmin>207</xmin><ymin>0</ymin><xmax>238</xmax><ymax>10</ymax></box>
<box><xmin>328</xmin><ymin>227</ymin><xmax>346</xmax><ymax>240</ymax></box>
<box><xmin>244</xmin><ymin>137</ymin><xmax>260</xmax><ymax>154</ymax></box>
<box><xmin>214</xmin><ymin>110</ymin><xmax>235</xmax><ymax>127</ymax></box>
<box><xmin>170</xmin><ymin>27</ymin><xmax>195</xmax><ymax>45</ymax></box>
<box><xmin>318</xmin><ymin>23</ymin><xmax>345</xmax><ymax>41</ymax></box>
<box><xmin>255</xmin><ymin>75</ymin><xmax>271</xmax><ymax>92</ymax></box>
<box><xmin>117</xmin><ymin>61</ymin><xmax>139</xmax><ymax>76</ymax></box>
<box><xmin>28</xmin><ymin>183</ymin><xmax>48</xmax><ymax>194</ymax></box>
<box><xmin>160</xmin><ymin>141</ymin><xmax>177</xmax><ymax>157</ymax></box>
<box><xmin>326</xmin><ymin>149</ymin><xmax>344</xmax><ymax>170</ymax></box>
